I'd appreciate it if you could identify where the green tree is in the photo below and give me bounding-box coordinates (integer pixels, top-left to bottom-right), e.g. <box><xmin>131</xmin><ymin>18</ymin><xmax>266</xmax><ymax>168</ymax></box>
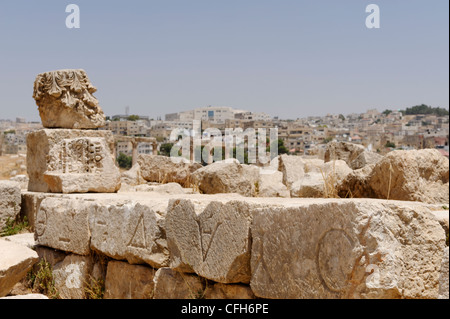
<box><xmin>403</xmin><ymin>104</ymin><xmax>449</xmax><ymax>116</ymax></box>
<box><xmin>382</xmin><ymin>109</ymin><xmax>393</xmax><ymax>116</ymax></box>
<box><xmin>385</xmin><ymin>142</ymin><xmax>396</xmax><ymax>149</ymax></box>
<box><xmin>127</xmin><ymin>115</ymin><xmax>140</xmax><ymax>121</ymax></box>
<box><xmin>159</xmin><ymin>143</ymin><xmax>174</xmax><ymax>157</ymax></box>
<box><xmin>117</xmin><ymin>152</ymin><xmax>132</xmax><ymax>169</ymax></box>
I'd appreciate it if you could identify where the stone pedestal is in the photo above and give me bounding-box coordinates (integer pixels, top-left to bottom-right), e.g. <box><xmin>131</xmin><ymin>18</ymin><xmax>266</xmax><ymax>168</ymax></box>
<box><xmin>27</xmin><ymin>129</ymin><xmax>120</xmax><ymax>193</ymax></box>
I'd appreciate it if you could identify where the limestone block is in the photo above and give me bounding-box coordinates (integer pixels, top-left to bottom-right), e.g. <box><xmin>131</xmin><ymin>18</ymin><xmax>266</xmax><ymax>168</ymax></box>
<box><xmin>0</xmin><ymin>181</ymin><xmax>21</xmax><ymax>229</ymax></box>
<box><xmin>257</xmin><ymin>170</ymin><xmax>290</xmax><ymax>198</ymax></box>
<box><xmin>43</xmin><ymin>137</ymin><xmax>121</xmax><ymax>193</ymax></box>
<box><xmin>27</xmin><ymin>129</ymin><xmax>117</xmax><ymax>193</ymax></box>
<box><xmin>3</xmin><ymin>233</ymin><xmax>35</xmax><ymax>250</ymax></box>
<box><xmin>438</xmin><ymin>247</ymin><xmax>449</xmax><ymax>299</ymax></box>
<box><xmin>20</xmin><ymin>192</ymin><xmax>50</xmax><ymax>231</ymax></box>
<box><xmin>138</xmin><ymin>155</ymin><xmax>202</xmax><ymax>187</ymax></box>
<box><xmin>153</xmin><ymin>268</ymin><xmax>204</xmax><ymax>299</ymax></box>
<box><xmin>250</xmin><ymin>200</ymin><xmax>446</xmax><ymax>299</ymax></box>
<box><xmin>89</xmin><ymin>201</ymin><xmax>170</xmax><ymax>269</ymax></box>
<box><xmin>368</xmin><ymin>149</ymin><xmax>449</xmax><ymax>204</ymax></box>
<box><xmin>324</xmin><ymin>141</ymin><xmax>377</xmax><ymax>169</ymax></box>
<box><xmin>0</xmin><ymin>239</ymin><xmax>39</xmax><ymax>297</ymax></box>
<box><xmin>53</xmin><ymin>254</ymin><xmax>93</xmax><ymax>299</ymax></box>
<box><xmin>34</xmin><ymin>246</ymin><xmax>67</xmax><ymax>269</ymax></box>
<box><xmin>278</xmin><ymin>154</ymin><xmax>305</xmax><ymax>188</ymax></box>
<box><xmin>191</xmin><ymin>161</ymin><xmax>259</xmax><ymax>197</ymax></box>
<box><xmin>32</xmin><ymin>69</ymin><xmax>105</xmax><ymax>129</ymax></box>
<box><xmin>166</xmin><ymin>199</ymin><xmax>253</xmax><ymax>284</ymax></box>
<box><xmin>104</xmin><ymin>261</ymin><xmax>155</xmax><ymax>299</ymax></box>
<box><xmin>35</xmin><ymin>198</ymin><xmax>91</xmax><ymax>255</ymax></box>
<box><xmin>204</xmin><ymin>283</ymin><xmax>256</xmax><ymax>299</ymax></box>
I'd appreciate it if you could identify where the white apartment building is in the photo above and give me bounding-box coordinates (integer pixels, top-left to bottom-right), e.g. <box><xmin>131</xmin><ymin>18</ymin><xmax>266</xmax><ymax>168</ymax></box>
<box><xmin>193</xmin><ymin>106</ymin><xmax>236</xmax><ymax>124</ymax></box>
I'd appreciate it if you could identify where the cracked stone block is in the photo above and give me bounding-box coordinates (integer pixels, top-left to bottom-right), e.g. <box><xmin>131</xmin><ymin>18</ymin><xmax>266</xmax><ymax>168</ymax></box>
<box><xmin>250</xmin><ymin>199</ymin><xmax>446</xmax><ymax>299</ymax></box>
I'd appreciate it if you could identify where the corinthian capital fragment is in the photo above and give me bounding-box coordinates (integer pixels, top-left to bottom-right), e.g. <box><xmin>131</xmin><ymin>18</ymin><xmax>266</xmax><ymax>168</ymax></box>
<box><xmin>33</xmin><ymin>69</ymin><xmax>106</xmax><ymax>129</ymax></box>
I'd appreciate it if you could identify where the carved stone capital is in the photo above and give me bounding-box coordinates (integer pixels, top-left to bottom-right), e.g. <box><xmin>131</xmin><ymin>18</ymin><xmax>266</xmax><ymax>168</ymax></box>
<box><xmin>33</xmin><ymin>69</ymin><xmax>106</xmax><ymax>129</ymax></box>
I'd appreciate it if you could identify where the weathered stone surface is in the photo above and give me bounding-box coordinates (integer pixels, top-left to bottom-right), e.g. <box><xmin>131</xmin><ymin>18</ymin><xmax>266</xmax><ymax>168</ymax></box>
<box><xmin>9</xmin><ymin>175</ymin><xmax>29</xmax><ymax>190</ymax></box>
<box><xmin>257</xmin><ymin>170</ymin><xmax>290</xmax><ymax>198</ymax></box>
<box><xmin>290</xmin><ymin>173</ymin><xmax>325</xmax><ymax>198</ymax></box>
<box><xmin>290</xmin><ymin>160</ymin><xmax>352</xmax><ymax>198</ymax></box>
<box><xmin>153</xmin><ymin>267</ymin><xmax>204</xmax><ymax>299</ymax></box>
<box><xmin>3</xmin><ymin>233</ymin><xmax>35</xmax><ymax>250</ymax></box>
<box><xmin>138</xmin><ymin>155</ymin><xmax>202</xmax><ymax>187</ymax></box>
<box><xmin>104</xmin><ymin>261</ymin><xmax>155</xmax><ymax>299</ymax></box>
<box><xmin>337</xmin><ymin>164</ymin><xmax>376</xmax><ymax>198</ymax></box>
<box><xmin>35</xmin><ymin>198</ymin><xmax>91</xmax><ymax>255</ymax></box>
<box><xmin>431</xmin><ymin>210</ymin><xmax>449</xmax><ymax>241</ymax></box>
<box><xmin>132</xmin><ymin>183</ymin><xmax>187</xmax><ymax>194</ymax></box>
<box><xmin>20</xmin><ymin>192</ymin><xmax>52</xmax><ymax>231</ymax></box>
<box><xmin>166</xmin><ymin>199</ymin><xmax>253</xmax><ymax>283</ymax></box>
<box><xmin>250</xmin><ymin>199</ymin><xmax>446</xmax><ymax>299</ymax></box>
<box><xmin>0</xmin><ymin>180</ymin><xmax>21</xmax><ymax>229</ymax></box>
<box><xmin>34</xmin><ymin>246</ymin><xmax>67</xmax><ymax>269</ymax></box>
<box><xmin>89</xmin><ymin>201</ymin><xmax>169</xmax><ymax>268</ymax></box>
<box><xmin>120</xmin><ymin>164</ymin><xmax>146</xmax><ymax>187</ymax></box>
<box><xmin>324</xmin><ymin>141</ymin><xmax>381</xmax><ymax>170</ymax></box>
<box><xmin>53</xmin><ymin>254</ymin><xmax>93</xmax><ymax>299</ymax></box>
<box><xmin>191</xmin><ymin>161</ymin><xmax>259</xmax><ymax>197</ymax></box>
<box><xmin>33</xmin><ymin>69</ymin><xmax>105</xmax><ymax>129</ymax></box>
<box><xmin>0</xmin><ymin>239</ymin><xmax>39</xmax><ymax>297</ymax></box>
<box><xmin>27</xmin><ymin>129</ymin><xmax>117</xmax><ymax>193</ymax></box>
<box><xmin>368</xmin><ymin>149</ymin><xmax>449</xmax><ymax>204</ymax></box>
<box><xmin>204</xmin><ymin>283</ymin><xmax>256</xmax><ymax>299</ymax></box>
<box><xmin>43</xmin><ymin>137</ymin><xmax>121</xmax><ymax>193</ymax></box>
<box><xmin>350</xmin><ymin>150</ymin><xmax>383</xmax><ymax>170</ymax></box>
<box><xmin>438</xmin><ymin>247</ymin><xmax>449</xmax><ymax>299</ymax></box>
<box><xmin>278</xmin><ymin>155</ymin><xmax>305</xmax><ymax>188</ymax></box>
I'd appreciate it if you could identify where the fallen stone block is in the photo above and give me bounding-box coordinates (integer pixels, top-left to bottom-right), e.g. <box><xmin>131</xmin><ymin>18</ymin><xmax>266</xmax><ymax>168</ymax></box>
<box><xmin>3</xmin><ymin>233</ymin><xmax>35</xmax><ymax>250</ymax></box>
<box><xmin>35</xmin><ymin>198</ymin><xmax>91</xmax><ymax>255</ymax></box>
<box><xmin>250</xmin><ymin>199</ymin><xmax>446</xmax><ymax>299</ymax></box>
<box><xmin>153</xmin><ymin>267</ymin><xmax>204</xmax><ymax>299</ymax></box>
<box><xmin>368</xmin><ymin>149</ymin><xmax>449</xmax><ymax>204</ymax></box>
<box><xmin>138</xmin><ymin>154</ymin><xmax>202</xmax><ymax>187</ymax></box>
<box><xmin>104</xmin><ymin>261</ymin><xmax>155</xmax><ymax>299</ymax></box>
<box><xmin>0</xmin><ymin>181</ymin><xmax>21</xmax><ymax>230</ymax></box>
<box><xmin>324</xmin><ymin>141</ymin><xmax>382</xmax><ymax>170</ymax></box>
<box><xmin>257</xmin><ymin>170</ymin><xmax>290</xmax><ymax>198</ymax></box>
<box><xmin>278</xmin><ymin>154</ymin><xmax>305</xmax><ymax>188</ymax></box>
<box><xmin>191</xmin><ymin>160</ymin><xmax>260</xmax><ymax>197</ymax></box>
<box><xmin>0</xmin><ymin>239</ymin><xmax>39</xmax><ymax>297</ymax></box>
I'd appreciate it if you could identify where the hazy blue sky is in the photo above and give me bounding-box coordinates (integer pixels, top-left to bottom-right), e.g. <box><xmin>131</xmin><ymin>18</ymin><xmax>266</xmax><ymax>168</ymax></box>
<box><xmin>0</xmin><ymin>0</ymin><xmax>448</xmax><ymax>121</ymax></box>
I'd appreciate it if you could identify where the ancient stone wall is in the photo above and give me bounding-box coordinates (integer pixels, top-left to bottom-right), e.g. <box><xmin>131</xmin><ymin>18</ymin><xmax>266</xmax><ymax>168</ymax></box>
<box><xmin>21</xmin><ymin>192</ymin><xmax>448</xmax><ymax>299</ymax></box>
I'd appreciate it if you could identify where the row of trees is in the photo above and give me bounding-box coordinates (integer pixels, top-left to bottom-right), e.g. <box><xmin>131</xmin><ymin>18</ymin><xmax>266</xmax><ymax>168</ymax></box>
<box><xmin>383</xmin><ymin>104</ymin><xmax>449</xmax><ymax>117</ymax></box>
